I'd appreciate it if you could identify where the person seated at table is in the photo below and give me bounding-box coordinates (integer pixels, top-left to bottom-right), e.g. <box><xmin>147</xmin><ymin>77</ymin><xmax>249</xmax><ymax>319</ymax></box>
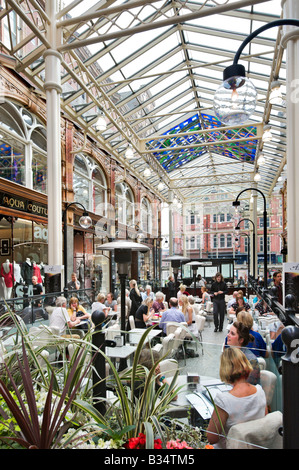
<box><xmin>201</xmin><ymin>286</ymin><xmax>211</xmax><ymax>308</ymax></box>
<box><xmin>226</xmin><ymin>321</ymin><xmax>261</xmax><ymax>385</ymax></box>
<box><xmin>225</xmin><ymin>309</ymin><xmax>268</xmax><ymax>358</ymax></box>
<box><xmin>227</xmin><ymin>291</ymin><xmax>238</xmax><ymax>309</ymax></box>
<box><xmin>238</xmin><ymin>290</ymin><xmax>248</xmax><ymax>303</ymax></box>
<box><xmin>188</xmin><ymin>295</ymin><xmax>200</xmax><ymax>315</ymax></box>
<box><xmin>49</xmin><ymin>296</ymin><xmax>81</xmax><ymax>335</ymax></box>
<box><xmin>159</xmin><ymin>297</ymin><xmax>185</xmax><ymax>336</ymax></box>
<box><xmin>134</xmin><ymin>297</ymin><xmax>155</xmax><ymax>328</ymax></box>
<box><xmin>206</xmin><ymin>347</ymin><xmax>267</xmax><ymax>449</ymax></box>
<box><xmin>105</xmin><ymin>292</ymin><xmax>118</xmax><ymax>312</ymax></box>
<box><xmin>152</xmin><ymin>291</ymin><xmax>166</xmax><ymax>314</ymax></box>
<box><xmin>91</xmin><ymin>292</ymin><xmax>110</xmax><ymax>315</ymax></box>
<box><xmin>177</xmin><ymin>284</ymin><xmax>189</xmax><ymax>299</ymax></box>
<box><xmin>67</xmin><ymin>296</ymin><xmax>91</xmax><ymax>331</ymax></box>
<box><xmin>135</xmin><ymin>348</ymin><xmax>177</xmax><ymax>400</ymax></box>
<box><xmin>254</xmin><ymin>298</ymin><xmax>273</xmax><ymax>316</ymax></box>
<box><xmin>142</xmin><ymin>285</ymin><xmax>155</xmax><ymax>302</ymax></box>
<box><xmin>269</xmin><ymin>319</ymin><xmax>284</xmax><ymax>341</ymax></box>
<box><xmin>228</xmin><ymin>294</ymin><xmax>251</xmax><ymax>316</ymax></box>
<box><xmin>179</xmin><ymin>294</ymin><xmax>198</xmax><ymax>337</ymax></box>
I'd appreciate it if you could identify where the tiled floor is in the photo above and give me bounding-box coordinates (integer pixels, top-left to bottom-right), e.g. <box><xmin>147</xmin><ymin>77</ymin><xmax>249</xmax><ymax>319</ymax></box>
<box><xmin>179</xmin><ymin>317</ymin><xmax>229</xmax><ymax>378</ymax></box>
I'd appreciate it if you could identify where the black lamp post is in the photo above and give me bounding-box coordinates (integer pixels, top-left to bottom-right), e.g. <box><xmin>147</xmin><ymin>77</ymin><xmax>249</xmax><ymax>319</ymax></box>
<box><xmin>63</xmin><ymin>202</ymin><xmax>92</xmax><ymax>292</ymax></box>
<box><xmin>235</xmin><ymin>218</ymin><xmax>256</xmax><ymax>280</ymax></box>
<box><xmin>164</xmin><ymin>254</ymin><xmax>190</xmax><ymax>292</ymax></box>
<box><xmin>98</xmin><ymin>239</ymin><xmax>150</xmax><ymax>370</ymax></box>
<box><xmin>235</xmin><ymin>232</ymin><xmax>250</xmax><ymax>296</ymax></box>
<box><xmin>233</xmin><ymin>188</ymin><xmax>267</xmax><ymax>290</ymax></box>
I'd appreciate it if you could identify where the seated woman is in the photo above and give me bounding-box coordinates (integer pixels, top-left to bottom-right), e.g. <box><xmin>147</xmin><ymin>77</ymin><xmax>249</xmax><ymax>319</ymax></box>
<box><xmin>225</xmin><ymin>308</ymin><xmax>268</xmax><ymax>358</ymax></box>
<box><xmin>201</xmin><ymin>286</ymin><xmax>211</xmax><ymax>308</ymax></box>
<box><xmin>228</xmin><ymin>294</ymin><xmax>251</xmax><ymax>316</ymax></box>
<box><xmin>134</xmin><ymin>297</ymin><xmax>155</xmax><ymax>328</ymax></box>
<box><xmin>206</xmin><ymin>347</ymin><xmax>267</xmax><ymax>449</ymax></box>
<box><xmin>177</xmin><ymin>284</ymin><xmax>189</xmax><ymax>299</ymax></box>
<box><xmin>67</xmin><ymin>296</ymin><xmax>91</xmax><ymax>331</ymax></box>
<box><xmin>179</xmin><ymin>294</ymin><xmax>198</xmax><ymax>337</ymax></box>
<box><xmin>152</xmin><ymin>291</ymin><xmax>166</xmax><ymax>314</ymax></box>
<box><xmin>105</xmin><ymin>292</ymin><xmax>118</xmax><ymax>312</ymax></box>
<box><xmin>226</xmin><ymin>321</ymin><xmax>261</xmax><ymax>385</ymax></box>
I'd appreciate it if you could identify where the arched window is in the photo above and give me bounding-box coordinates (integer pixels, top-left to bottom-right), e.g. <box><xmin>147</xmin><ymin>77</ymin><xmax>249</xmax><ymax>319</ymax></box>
<box><xmin>115</xmin><ymin>182</ymin><xmax>134</xmax><ymax>226</ymax></box>
<box><xmin>0</xmin><ymin>101</ymin><xmax>47</xmax><ymax>193</ymax></box>
<box><xmin>73</xmin><ymin>153</ymin><xmax>107</xmax><ymax>215</ymax></box>
<box><xmin>141</xmin><ymin>197</ymin><xmax>152</xmax><ymax>234</ymax></box>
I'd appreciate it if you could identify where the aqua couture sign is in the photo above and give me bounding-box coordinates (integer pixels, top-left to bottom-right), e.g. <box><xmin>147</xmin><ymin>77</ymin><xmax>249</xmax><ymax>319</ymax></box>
<box><xmin>0</xmin><ymin>191</ymin><xmax>48</xmax><ymax>217</ymax></box>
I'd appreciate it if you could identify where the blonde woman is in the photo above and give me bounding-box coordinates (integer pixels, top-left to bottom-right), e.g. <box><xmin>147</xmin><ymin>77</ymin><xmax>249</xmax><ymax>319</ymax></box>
<box><xmin>179</xmin><ymin>294</ymin><xmax>198</xmax><ymax>336</ymax></box>
<box><xmin>129</xmin><ymin>279</ymin><xmax>142</xmax><ymax>318</ymax></box>
<box><xmin>67</xmin><ymin>296</ymin><xmax>91</xmax><ymax>331</ymax></box>
<box><xmin>135</xmin><ymin>297</ymin><xmax>155</xmax><ymax>328</ymax></box>
<box><xmin>177</xmin><ymin>284</ymin><xmax>189</xmax><ymax>300</ymax></box>
<box><xmin>206</xmin><ymin>347</ymin><xmax>267</xmax><ymax>448</ymax></box>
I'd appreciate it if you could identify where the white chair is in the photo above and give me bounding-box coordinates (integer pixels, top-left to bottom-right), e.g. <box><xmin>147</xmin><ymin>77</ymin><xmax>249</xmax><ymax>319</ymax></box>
<box><xmin>195</xmin><ymin>314</ymin><xmax>205</xmax><ymax>355</ymax></box>
<box><xmin>257</xmin><ymin>356</ymin><xmax>267</xmax><ymax>370</ymax></box>
<box><xmin>129</xmin><ymin>315</ymin><xmax>135</xmax><ymax>330</ymax></box>
<box><xmin>172</xmin><ymin>326</ymin><xmax>188</xmax><ymax>365</ymax></box>
<box><xmin>260</xmin><ymin>370</ymin><xmax>277</xmax><ymax>408</ymax></box>
<box><xmin>203</xmin><ymin>301</ymin><xmax>213</xmax><ymax>327</ymax></box>
<box><xmin>226</xmin><ymin>411</ymin><xmax>283</xmax><ymax>449</ymax></box>
<box><xmin>153</xmin><ymin>332</ymin><xmax>175</xmax><ymax>359</ymax></box>
<box><xmin>166</xmin><ymin>321</ymin><xmax>188</xmax><ymax>336</ymax></box>
<box><xmin>159</xmin><ymin>358</ymin><xmax>179</xmax><ymax>378</ymax></box>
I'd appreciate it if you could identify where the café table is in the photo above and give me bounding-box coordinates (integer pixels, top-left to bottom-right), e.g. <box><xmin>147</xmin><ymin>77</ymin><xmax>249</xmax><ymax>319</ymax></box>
<box><xmin>128</xmin><ymin>327</ymin><xmax>161</xmax><ymax>345</ymax></box>
<box><xmin>105</xmin><ymin>343</ymin><xmax>137</xmax><ymax>369</ymax></box>
<box><xmin>168</xmin><ymin>374</ymin><xmax>231</xmax><ymax>426</ymax></box>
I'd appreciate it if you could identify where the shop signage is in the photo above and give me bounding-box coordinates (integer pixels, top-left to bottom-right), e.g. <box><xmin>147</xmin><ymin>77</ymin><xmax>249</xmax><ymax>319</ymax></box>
<box><xmin>0</xmin><ymin>191</ymin><xmax>48</xmax><ymax>217</ymax></box>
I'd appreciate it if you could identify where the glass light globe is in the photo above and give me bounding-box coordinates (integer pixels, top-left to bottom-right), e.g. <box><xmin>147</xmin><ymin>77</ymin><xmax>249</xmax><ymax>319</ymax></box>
<box><xmin>158</xmin><ymin>181</ymin><xmax>164</xmax><ymax>191</ymax></box>
<box><xmin>144</xmin><ymin>168</ymin><xmax>151</xmax><ymax>178</ymax></box>
<box><xmin>269</xmin><ymin>81</ymin><xmax>283</xmax><ymax>105</ymax></box>
<box><xmin>213</xmin><ymin>75</ymin><xmax>257</xmax><ymax>125</ymax></box>
<box><xmin>254</xmin><ymin>172</ymin><xmax>261</xmax><ymax>182</ymax></box>
<box><xmin>79</xmin><ymin>214</ymin><xmax>92</xmax><ymax>229</ymax></box>
<box><xmin>94</xmin><ymin>115</ymin><xmax>107</xmax><ymax>132</ymax></box>
<box><xmin>257</xmin><ymin>154</ymin><xmax>265</xmax><ymax>165</ymax></box>
<box><xmin>125</xmin><ymin>145</ymin><xmax>134</xmax><ymax>159</ymax></box>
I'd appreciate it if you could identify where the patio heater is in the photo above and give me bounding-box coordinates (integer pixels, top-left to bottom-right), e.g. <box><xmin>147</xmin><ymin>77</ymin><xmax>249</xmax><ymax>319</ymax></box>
<box><xmin>185</xmin><ymin>261</ymin><xmax>202</xmax><ymax>296</ymax></box>
<box><xmin>98</xmin><ymin>239</ymin><xmax>150</xmax><ymax>369</ymax></box>
<box><xmin>164</xmin><ymin>255</ymin><xmax>190</xmax><ymax>292</ymax></box>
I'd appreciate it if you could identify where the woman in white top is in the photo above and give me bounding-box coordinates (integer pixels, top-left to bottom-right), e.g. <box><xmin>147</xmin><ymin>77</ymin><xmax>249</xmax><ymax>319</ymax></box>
<box><xmin>179</xmin><ymin>294</ymin><xmax>198</xmax><ymax>336</ymax></box>
<box><xmin>206</xmin><ymin>347</ymin><xmax>267</xmax><ymax>449</ymax></box>
<box><xmin>201</xmin><ymin>286</ymin><xmax>211</xmax><ymax>307</ymax></box>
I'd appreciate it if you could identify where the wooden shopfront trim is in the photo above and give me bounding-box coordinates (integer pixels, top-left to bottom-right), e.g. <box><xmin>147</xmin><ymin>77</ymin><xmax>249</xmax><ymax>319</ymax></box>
<box><xmin>0</xmin><ymin>178</ymin><xmax>48</xmax><ymax>224</ymax></box>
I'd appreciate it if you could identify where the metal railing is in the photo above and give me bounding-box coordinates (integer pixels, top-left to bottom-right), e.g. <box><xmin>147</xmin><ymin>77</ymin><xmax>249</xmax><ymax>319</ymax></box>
<box><xmin>248</xmin><ymin>275</ymin><xmax>299</xmax><ymax>449</ymax></box>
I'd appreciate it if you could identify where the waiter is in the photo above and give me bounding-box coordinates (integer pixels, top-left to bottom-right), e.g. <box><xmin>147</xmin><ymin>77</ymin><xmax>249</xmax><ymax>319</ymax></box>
<box><xmin>210</xmin><ymin>272</ymin><xmax>228</xmax><ymax>332</ymax></box>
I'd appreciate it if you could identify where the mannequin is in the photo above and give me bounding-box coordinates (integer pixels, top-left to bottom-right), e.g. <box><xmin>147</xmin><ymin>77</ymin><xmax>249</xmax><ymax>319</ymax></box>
<box><xmin>13</xmin><ymin>261</ymin><xmax>22</xmax><ymax>284</ymax></box>
<box><xmin>1</xmin><ymin>260</ymin><xmax>14</xmax><ymax>299</ymax></box>
<box><xmin>32</xmin><ymin>261</ymin><xmax>43</xmax><ymax>284</ymax></box>
<box><xmin>21</xmin><ymin>258</ymin><xmax>33</xmax><ymax>285</ymax></box>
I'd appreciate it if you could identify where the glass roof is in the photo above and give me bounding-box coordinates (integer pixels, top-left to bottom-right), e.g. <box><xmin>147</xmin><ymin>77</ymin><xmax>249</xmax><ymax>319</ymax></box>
<box><xmin>0</xmin><ymin>0</ymin><xmax>287</xmax><ymax>208</ymax></box>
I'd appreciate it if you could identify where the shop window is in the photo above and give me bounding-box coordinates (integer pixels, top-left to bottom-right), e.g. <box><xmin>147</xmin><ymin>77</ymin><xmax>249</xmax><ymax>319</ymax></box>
<box><xmin>115</xmin><ymin>182</ymin><xmax>134</xmax><ymax>226</ymax></box>
<box><xmin>0</xmin><ymin>101</ymin><xmax>47</xmax><ymax>193</ymax></box>
<box><xmin>141</xmin><ymin>197</ymin><xmax>152</xmax><ymax>234</ymax></box>
<box><xmin>74</xmin><ymin>154</ymin><xmax>107</xmax><ymax>215</ymax></box>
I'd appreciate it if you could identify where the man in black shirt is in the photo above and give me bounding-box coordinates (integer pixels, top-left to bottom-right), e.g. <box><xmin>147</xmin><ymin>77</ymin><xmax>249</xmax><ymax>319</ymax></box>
<box><xmin>167</xmin><ymin>275</ymin><xmax>176</xmax><ymax>299</ymax></box>
<box><xmin>210</xmin><ymin>272</ymin><xmax>228</xmax><ymax>332</ymax></box>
